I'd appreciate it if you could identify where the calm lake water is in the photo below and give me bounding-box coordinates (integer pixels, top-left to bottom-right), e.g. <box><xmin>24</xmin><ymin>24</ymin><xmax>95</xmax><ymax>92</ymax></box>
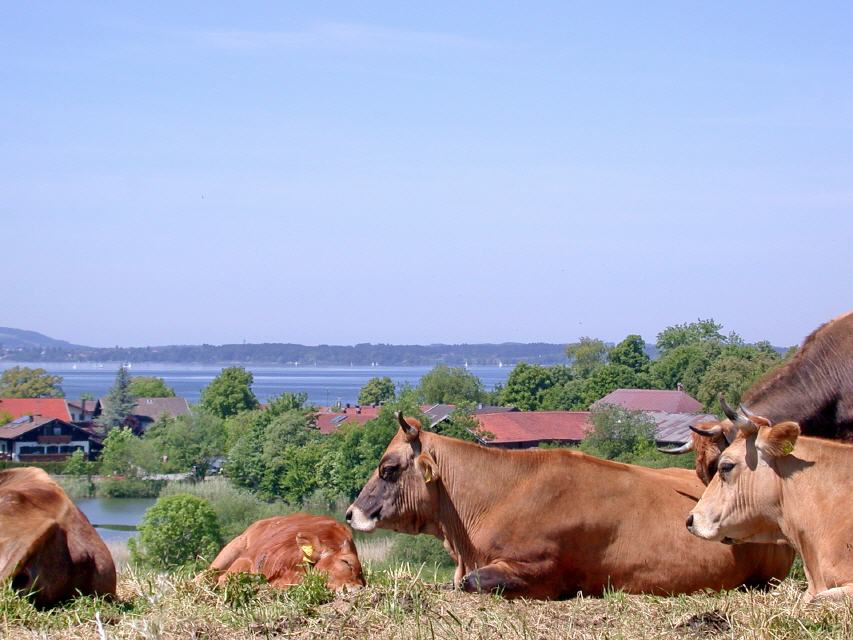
<box><xmin>1</xmin><ymin>363</ymin><xmax>513</xmax><ymax>405</ymax></box>
<box><xmin>75</xmin><ymin>497</ymin><xmax>156</xmax><ymax>544</ymax></box>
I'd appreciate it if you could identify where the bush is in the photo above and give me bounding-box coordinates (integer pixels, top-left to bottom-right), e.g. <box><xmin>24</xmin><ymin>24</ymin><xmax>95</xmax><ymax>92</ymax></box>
<box><xmin>580</xmin><ymin>404</ymin><xmax>657</xmax><ymax>462</ymax></box>
<box><xmin>388</xmin><ymin>535</ymin><xmax>454</xmax><ymax>568</ymax></box>
<box><xmin>160</xmin><ymin>477</ymin><xmax>293</xmax><ymax>540</ymax></box>
<box><xmin>0</xmin><ymin>460</ymin><xmax>69</xmax><ymax>474</ymax></box>
<box><xmin>98</xmin><ymin>478</ymin><xmax>165</xmax><ymax>498</ymax></box>
<box><xmin>129</xmin><ymin>494</ymin><xmax>222</xmax><ymax>571</ymax></box>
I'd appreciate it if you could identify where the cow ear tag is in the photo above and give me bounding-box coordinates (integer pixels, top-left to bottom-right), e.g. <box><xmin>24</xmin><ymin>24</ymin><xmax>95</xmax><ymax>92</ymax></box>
<box><xmin>780</xmin><ymin>441</ymin><xmax>795</xmax><ymax>456</ymax></box>
<box><xmin>423</xmin><ymin>466</ymin><xmax>433</xmax><ymax>483</ymax></box>
<box><xmin>300</xmin><ymin>543</ymin><xmax>315</xmax><ymax>564</ymax></box>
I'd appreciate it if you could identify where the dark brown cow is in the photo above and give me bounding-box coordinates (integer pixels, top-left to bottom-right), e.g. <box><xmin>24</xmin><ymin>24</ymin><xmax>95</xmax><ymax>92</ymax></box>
<box><xmin>208</xmin><ymin>513</ymin><xmax>364</xmax><ymax>591</ymax></box>
<box><xmin>346</xmin><ymin>413</ymin><xmax>793</xmax><ymax>600</ymax></box>
<box><xmin>661</xmin><ymin>311</ymin><xmax>853</xmax><ymax>483</ymax></box>
<box><xmin>0</xmin><ymin>467</ymin><xmax>116</xmax><ymax>607</ymax></box>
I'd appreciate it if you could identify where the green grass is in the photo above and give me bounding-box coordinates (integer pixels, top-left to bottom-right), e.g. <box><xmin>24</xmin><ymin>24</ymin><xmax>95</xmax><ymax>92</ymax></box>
<box><xmin>2</xmin><ymin>568</ymin><xmax>851</xmax><ymax>640</ymax></box>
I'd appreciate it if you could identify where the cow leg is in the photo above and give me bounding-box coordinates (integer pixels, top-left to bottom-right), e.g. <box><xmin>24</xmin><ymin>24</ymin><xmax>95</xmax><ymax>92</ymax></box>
<box><xmin>460</xmin><ymin>562</ymin><xmax>526</xmax><ymax>595</ymax></box>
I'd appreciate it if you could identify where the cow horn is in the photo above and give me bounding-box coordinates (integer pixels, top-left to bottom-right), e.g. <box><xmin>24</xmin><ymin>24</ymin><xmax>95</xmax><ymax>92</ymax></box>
<box><xmin>739</xmin><ymin>403</ymin><xmax>756</xmax><ymax>418</ymax></box>
<box><xmin>657</xmin><ymin>441</ymin><xmax>694</xmax><ymax>455</ymax></box>
<box><xmin>396</xmin><ymin>411</ymin><xmax>420</xmax><ymax>441</ymax></box>
<box><xmin>719</xmin><ymin>394</ymin><xmax>740</xmax><ymax>422</ymax></box>
<box><xmin>690</xmin><ymin>424</ymin><xmax>723</xmax><ymax>438</ymax></box>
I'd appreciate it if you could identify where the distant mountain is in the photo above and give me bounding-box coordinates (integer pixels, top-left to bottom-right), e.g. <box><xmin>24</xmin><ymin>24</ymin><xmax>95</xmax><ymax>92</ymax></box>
<box><xmin>0</xmin><ymin>327</ymin><xmax>86</xmax><ymax>350</ymax></box>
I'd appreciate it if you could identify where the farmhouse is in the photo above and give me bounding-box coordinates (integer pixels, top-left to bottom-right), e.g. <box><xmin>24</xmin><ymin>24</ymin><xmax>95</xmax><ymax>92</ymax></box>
<box><xmin>0</xmin><ymin>415</ymin><xmax>103</xmax><ymax>461</ymax></box>
<box><xmin>314</xmin><ymin>405</ymin><xmax>379</xmax><ymax>434</ymax></box>
<box><xmin>100</xmin><ymin>396</ymin><xmax>191</xmax><ymax>432</ymax></box>
<box><xmin>66</xmin><ymin>398</ymin><xmax>101</xmax><ymax>422</ymax></box>
<box><xmin>0</xmin><ymin>397</ymin><xmax>72</xmax><ymax>422</ymax></box>
<box><xmin>475</xmin><ymin>411</ymin><xmax>591</xmax><ymax>449</ymax></box>
<box><xmin>592</xmin><ymin>388</ymin><xmax>703</xmax><ymax>413</ymax></box>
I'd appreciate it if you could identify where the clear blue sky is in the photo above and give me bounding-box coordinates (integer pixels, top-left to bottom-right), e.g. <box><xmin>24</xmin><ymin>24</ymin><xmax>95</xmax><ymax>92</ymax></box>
<box><xmin>3</xmin><ymin>2</ymin><xmax>851</xmax><ymax>348</ymax></box>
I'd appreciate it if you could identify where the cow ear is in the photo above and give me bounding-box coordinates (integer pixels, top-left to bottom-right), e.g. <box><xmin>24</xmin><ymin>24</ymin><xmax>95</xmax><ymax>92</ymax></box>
<box><xmin>756</xmin><ymin>421</ymin><xmax>800</xmax><ymax>458</ymax></box>
<box><xmin>295</xmin><ymin>533</ymin><xmax>320</xmax><ymax>564</ymax></box>
<box><xmin>416</xmin><ymin>452</ymin><xmax>439</xmax><ymax>484</ymax></box>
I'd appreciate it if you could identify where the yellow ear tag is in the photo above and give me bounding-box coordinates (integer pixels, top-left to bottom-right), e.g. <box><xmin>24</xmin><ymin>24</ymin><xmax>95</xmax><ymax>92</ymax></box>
<box><xmin>781</xmin><ymin>441</ymin><xmax>795</xmax><ymax>456</ymax></box>
<box><xmin>423</xmin><ymin>466</ymin><xmax>433</xmax><ymax>483</ymax></box>
<box><xmin>300</xmin><ymin>544</ymin><xmax>315</xmax><ymax>564</ymax></box>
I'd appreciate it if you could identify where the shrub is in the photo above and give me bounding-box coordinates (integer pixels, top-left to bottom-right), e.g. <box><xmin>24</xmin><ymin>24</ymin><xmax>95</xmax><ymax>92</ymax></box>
<box><xmin>98</xmin><ymin>478</ymin><xmax>165</xmax><ymax>498</ymax></box>
<box><xmin>388</xmin><ymin>535</ymin><xmax>454</xmax><ymax>568</ymax></box>
<box><xmin>160</xmin><ymin>477</ymin><xmax>293</xmax><ymax>540</ymax></box>
<box><xmin>129</xmin><ymin>494</ymin><xmax>222</xmax><ymax>570</ymax></box>
<box><xmin>62</xmin><ymin>449</ymin><xmax>89</xmax><ymax>476</ymax></box>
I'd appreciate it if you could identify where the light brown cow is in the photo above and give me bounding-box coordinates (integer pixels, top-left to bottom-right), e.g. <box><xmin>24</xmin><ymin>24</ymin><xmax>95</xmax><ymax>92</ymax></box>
<box><xmin>687</xmin><ymin>413</ymin><xmax>853</xmax><ymax>601</ymax></box>
<box><xmin>660</xmin><ymin>311</ymin><xmax>853</xmax><ymax>483</ymax></box>
<box><xmin>208</xmin><ymin>513</ymin><xmax>364</xmax><ymax>591</ymax></box>
<box><xmin>0</xmin><ymin>467</ymin><xmax>116</xmax><ymax>607</ymax></box>
<box><xmin>346</xmin><ymin>413</ymin><xmax>793</xmax><ymax>599</ymax></box>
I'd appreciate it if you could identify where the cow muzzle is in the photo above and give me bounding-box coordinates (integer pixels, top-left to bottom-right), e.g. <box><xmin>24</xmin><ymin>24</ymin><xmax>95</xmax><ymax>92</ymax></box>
<box><xmin>345</xmin><ymin>505</ymin><xmax>377</xmax><ymax>532</ymax></box>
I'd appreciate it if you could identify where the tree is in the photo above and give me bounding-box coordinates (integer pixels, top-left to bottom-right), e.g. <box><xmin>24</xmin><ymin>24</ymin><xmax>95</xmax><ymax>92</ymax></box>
<box><xmin>608</xmin><ymin>335</ymin><xmax>650</xmax><ymax>373</ymax></box>
<box><xmin>99</xmin><ymin>427</ymin><xmax>157</xmax><ymax>476</ymax></box>
<box><xmin>0</xmin><ymin>366</ymin><xmax>64</xmax><ymax>398</ymax></box>
<box><xmin>500</xmin><ymin>363</ymin><xmax>572</xmax><ymax>410</ymax></box>
<box><xmin>63</xmin><ymin>449</ymin><xmax>89</xmax><ymax>476</ymax></box>
<box><xmin>200</xmin><ymin>367</ymin><xmax>259</xmax><ymax>419</ymax></box>
<box><xmin>358</xmin><ymin>377</ymin><xmax>396</xmax><ymax>406</ymax></box>
<box><xmin>128</xmin><ymin>494</ymin><xmax>222</xmax><ymax>570</ymax></box>
<box><xmin>565</xmin><ymin>337</ymin><xmax>608</xmax><ymax>378</ymax></box>
<box><xmin>417</xmin><ymin>365</ymin><xmax>483</xmax><ymax>405</ymax></box>
<box><xmin>99</xmin><ymin>367</ymin><xmax>136</xmax><ymax>430</ymax></box>
<box><xmin>127</xmin><ymin>376</ymin><xmax>175</xmax><ymax>398</ymax></box>
<box><xmin>696</xmin><ymin>344</ymin><xmax>781</xmax><ymax>412</ymax></box>
<box><xmin>656</xmin><ymin>319</ymin><xmax>724</xmax><ymax>353</ymax></box>
<box><xmin>0</xmin><ymin>411</ymin><xmax>11</xmax><ymax>427</ymax></box>
<box><xmin>648</xmin><ymin>342</ymin><xmax>720</xmax><ymax>395</ymax></box>
<box><xmin>145</xmin><ymin>411</ymin><xmax>226</xmax><ymax>480</ymax></box>
<box><xmin>430</xmin><ymin>406</ymin><xmax>487</xmax><ymax>442</ymax></box>
<box><xmin>580</xmin><ymin>404</ymin><xmax>657</xmax><ymax>462</ymax></box>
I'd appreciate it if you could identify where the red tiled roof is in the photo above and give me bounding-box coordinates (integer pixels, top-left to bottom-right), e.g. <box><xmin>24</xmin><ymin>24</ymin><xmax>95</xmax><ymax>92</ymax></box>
<box><xmin>476</xmin><ymin>411</ymin><xmax>591</xmax><ymax>445</ymax></box>
<box><xmin>0</xmin><ymin>398</ymin><xmax>71</xmax><ymax>422</ymax></box>
<box><xmin>592</xmin><ymin>389</ymin><xmax>702</xmax><ymax>413</ymax></box>
<box><xmin>314</xmin><ymin>412</ymin><xmax>375</xmax><ymax>435</ymax></box>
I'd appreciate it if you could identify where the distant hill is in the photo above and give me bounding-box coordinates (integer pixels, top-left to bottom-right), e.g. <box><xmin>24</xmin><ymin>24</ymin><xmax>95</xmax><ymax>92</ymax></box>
<box><xmin>0</xmin><ymin>327</ymin><xmax>85</xmax><ymax>351</ymax></box>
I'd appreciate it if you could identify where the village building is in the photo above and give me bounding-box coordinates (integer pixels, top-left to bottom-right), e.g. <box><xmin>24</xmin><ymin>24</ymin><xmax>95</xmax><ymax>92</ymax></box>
<box><xmin>0</xmin><ymin>397</ymin><xmax>72</xmax><ymax>422</ymax></box>
<box><xmin>474</xmin><ymin>411</ymin><xmax>591</xmax><ymax>449</ymax></box>
<box><xmin>0</xmin><ymin>415</ymin><xmax>103</xmax><ymax>461</ymax></box>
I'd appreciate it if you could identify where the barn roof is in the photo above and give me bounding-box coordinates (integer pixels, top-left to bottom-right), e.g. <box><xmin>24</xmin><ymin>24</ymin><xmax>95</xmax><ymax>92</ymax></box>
<box><xmin>475</xmin><ymin>411</ymin><xmax>591</xmax><ymax>445</ymax></box>
<box><xmin>592</xmin><ymin>389</ymin><xmax>702</xmax><ymax>413</ymax></box>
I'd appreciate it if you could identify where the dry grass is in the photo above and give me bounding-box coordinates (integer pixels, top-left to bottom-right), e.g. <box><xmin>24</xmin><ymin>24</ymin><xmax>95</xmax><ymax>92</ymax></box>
<box><xmin>2</xmin><ymin>567</ymin><xmax>851</xmax><ymax>640</ymax></box>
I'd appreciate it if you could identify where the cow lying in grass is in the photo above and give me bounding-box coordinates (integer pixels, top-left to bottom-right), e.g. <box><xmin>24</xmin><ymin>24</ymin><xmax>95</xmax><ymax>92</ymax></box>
<box><xmin>207</xmin><ymin>513</ymin><xmax>365</xmax><ymax>591</ymax></box>
<box><xmin>346</xmin><ymin>413</ymin><xmax>793</xmax><ymax>599</ymax></box>
<box><xmin>0</xmin><ymin>467</ymin><xmax>116</xmax><ymax>607</ymax></box>
<box><xmin>687</xmin><ymin>412</ymin><xmax>853</xmax><ymax>602</ymax></box>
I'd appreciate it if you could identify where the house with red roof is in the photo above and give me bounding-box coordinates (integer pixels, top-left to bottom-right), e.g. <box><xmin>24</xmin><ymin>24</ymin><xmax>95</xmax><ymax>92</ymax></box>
<box><xmin>0</xmin><ymin>415</ymin><xmax>103</xmax><ymax>461</ymax></box>
<box><xmin>475</xmin><ymin>411</ymin><xmax>591</xmax><ymax>449</ymax></box>
<box><xmin>314</xmin><ymin>405</ymin><xmax>379</xmax><ymax>434</ymax></box>
<box><xmin>591</xmin><ymin>389</ymin><xmax>703</xmax><ymax>414</ymax></box>
<box><xmin>0</xmin><ymin>398</ymin><xmax>72</xmax><ymax>422</ymax></box>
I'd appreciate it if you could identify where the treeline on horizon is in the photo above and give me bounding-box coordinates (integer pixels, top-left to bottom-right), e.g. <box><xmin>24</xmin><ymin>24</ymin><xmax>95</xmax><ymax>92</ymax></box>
<box><xmin>1</xmin><ymin>340</ymin><xmax>596</xmax><ymax>366</ymax></box>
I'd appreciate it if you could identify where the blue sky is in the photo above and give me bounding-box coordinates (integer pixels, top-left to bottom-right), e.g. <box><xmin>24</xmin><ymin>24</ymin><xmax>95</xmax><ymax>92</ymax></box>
<box><xmin>2</xmin><ymin>2</ymin><xmax>851</xmax><ymax>348</ymax></box>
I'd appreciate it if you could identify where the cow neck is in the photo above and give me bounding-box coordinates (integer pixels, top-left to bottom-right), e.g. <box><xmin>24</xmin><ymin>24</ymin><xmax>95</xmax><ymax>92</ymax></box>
<box><xmin>775</xmin><ymin>437</ymin><xmax>853</xmax><ymax>592</ymax></box>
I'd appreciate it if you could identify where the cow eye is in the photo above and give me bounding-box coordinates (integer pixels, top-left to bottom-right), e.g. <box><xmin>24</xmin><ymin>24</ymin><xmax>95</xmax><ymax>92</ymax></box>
<box><xmin>380</xmin><ymin>464</ymin><xmax>399</xmax><ymax>480</ymax></box>
<box><xmin>719</xmin><ymin>461</ymin><xmax>736</xmax><ymax>476</ymax></box>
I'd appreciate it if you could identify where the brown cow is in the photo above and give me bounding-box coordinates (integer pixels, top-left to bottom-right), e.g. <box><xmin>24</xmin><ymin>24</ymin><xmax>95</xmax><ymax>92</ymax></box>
<box><xmin>208</xmin><ymin>513</ymin><xmax>365</xmax><ymax>591</ymax></box>
<box><xmin>346</xmin><ymin>413</ymin><xmax>793</xmax><ymax>600</ymax></box>
<box><xmin>0</xmin><ymin>467</ymin><xmax>116</xmax><ymax>607</ymax></box>
<box><xmin>661</xmin><ymin>311</ymin><xmax>853</xmax><ymax>483</ymax></box>
<box><xmin>687</xmin><ymin>413</ymin><xmax>853</xmax><ymax>602</ymax></box>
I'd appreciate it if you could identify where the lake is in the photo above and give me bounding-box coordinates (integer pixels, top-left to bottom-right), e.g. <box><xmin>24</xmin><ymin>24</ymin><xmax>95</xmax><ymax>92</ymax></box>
<box><xmin>1</xmin><ymin>363</ymin><xmax>513</xmax><ymax>405</ymax></box>
<box><xmin>75</xmin><ymin>497</ymin><xmax>155</xmax><ymax>544</ymax></box>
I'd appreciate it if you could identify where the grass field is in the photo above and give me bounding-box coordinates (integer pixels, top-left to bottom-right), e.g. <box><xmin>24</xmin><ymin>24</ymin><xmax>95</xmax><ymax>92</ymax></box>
<box><xmin>2</xmin><ymin>566</ymin><xmax>851</xmax><ymax>640</ymax></box>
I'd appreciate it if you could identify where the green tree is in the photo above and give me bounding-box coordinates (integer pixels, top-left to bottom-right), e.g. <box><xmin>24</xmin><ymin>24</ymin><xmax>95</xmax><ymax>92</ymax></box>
<box><xmin>580</xmin><ymin>405</ymin><xmax>657</xmax><ymax>462</ymax></box>
<box><xmin>608</xmin><ymin>335</ymin><xmax>651</xmax><ymax>373</ymax></box>
<box><xmin>127</xmin><ymin>376</ymin><xmax>176</xmax><ymax>398</ymax></box>
<box><xmin>584</xmin><ymin>364</ymin><xmax>643</xmax><ymax>404</ymax></box>
<box><xmin>358</xmin><ymin>376</ymin><xmax>396</xmax><ymax>406</ymax></box>
<box><xmin>266</xmin><ymin>391</ymin><xmax>309</xmax><ymax>415</ymax></box>
<box><xmin>417</xmin><ymin>365</ymin><xmax>483</xmax><ymax>405</ymax></box>
<box><xmin>648</xmin><ymin>342</ymin><xmax>720</xmax><ymax>395</ymax></box>
<box><xmin>200</xmin><ymin>367</ymin><xmax>259</xmax><ymax>419</ymax></box>
<box><xmin>696</xmin><ymin>344</ymin><xmax>781</xmax><ymax>412</ymax></box>
<box><xmin>656</xmin><ymin>319</ymin><xmax>724</xmax><ymax>353</ymax></box>
<box><xmin>430</xmin><ymin>406</ymin><xmax>487</xmax><ymax>442</ymax></box>
<box><xmin>63</xmin><ymin>449</ymin><xmax>89</xmax><ymax>476</ymax></box>
<box><xmin>565</xmin><ymin>337</ymin><xmax>608</xmax><ymax>378</ymax></box>
<box><xmin>99</xmin><ymin>427</ymin><xmax>158</xmax><ymax>476</ymax></box>
<box><xmin>99</xmin><ymin>366</ymin><xmax>136</xmax><ymax>429</ymax></box>
<box><xmin>0</xmin><ymin>411</ymin><xmax>11</xmax><ymax>426</ymax></box>
<box><xmin>500</xmin><ymin>363</ymin><xmax>572</xmax><ymax>410</ymax></box>
<box><xmin>129</xmin><ymin>494</ymin><xmax>222</xmax><ymax>570</ymax></box>
<box><xmin>0</xmin><ymin>366</ymin><xmax>64</xmax><ymax>398</ymax></box>
<box><xmin>145</xmin><ymin>411</ymin><xmax>226</xmax><ymax>480</ymax></box>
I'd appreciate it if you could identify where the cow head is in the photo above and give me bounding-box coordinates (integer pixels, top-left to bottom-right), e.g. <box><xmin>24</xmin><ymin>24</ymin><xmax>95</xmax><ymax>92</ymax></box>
<box><xmin>686</xmin><ymin>413</ymin><xmax>800</xmax><ymax>545</ymax></box>
<box><xmin>295</xmin><ymin>532</ymin><xmax>365</xmax><ymax>591</ymax></box>
<box><xmin>658</xmin><ymin>394</ymin><xmax>743</xmax><ymax>484</ymax></box>
<box><xmin>346</xmin><ymin>413</ymin><xmax>440</xmax><ymax>535</ymax></box>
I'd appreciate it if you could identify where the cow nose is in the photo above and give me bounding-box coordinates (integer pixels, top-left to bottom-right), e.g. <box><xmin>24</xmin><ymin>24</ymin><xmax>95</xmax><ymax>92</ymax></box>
<box><xmin>686</xmin><ymin>514</ymin><xmax>694</xmax><ymax>530</ymax></box>
<box><xmin>345</xmin><ymin>507</ymin><xmax>353</xmax><ymax>523</ymax></box>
